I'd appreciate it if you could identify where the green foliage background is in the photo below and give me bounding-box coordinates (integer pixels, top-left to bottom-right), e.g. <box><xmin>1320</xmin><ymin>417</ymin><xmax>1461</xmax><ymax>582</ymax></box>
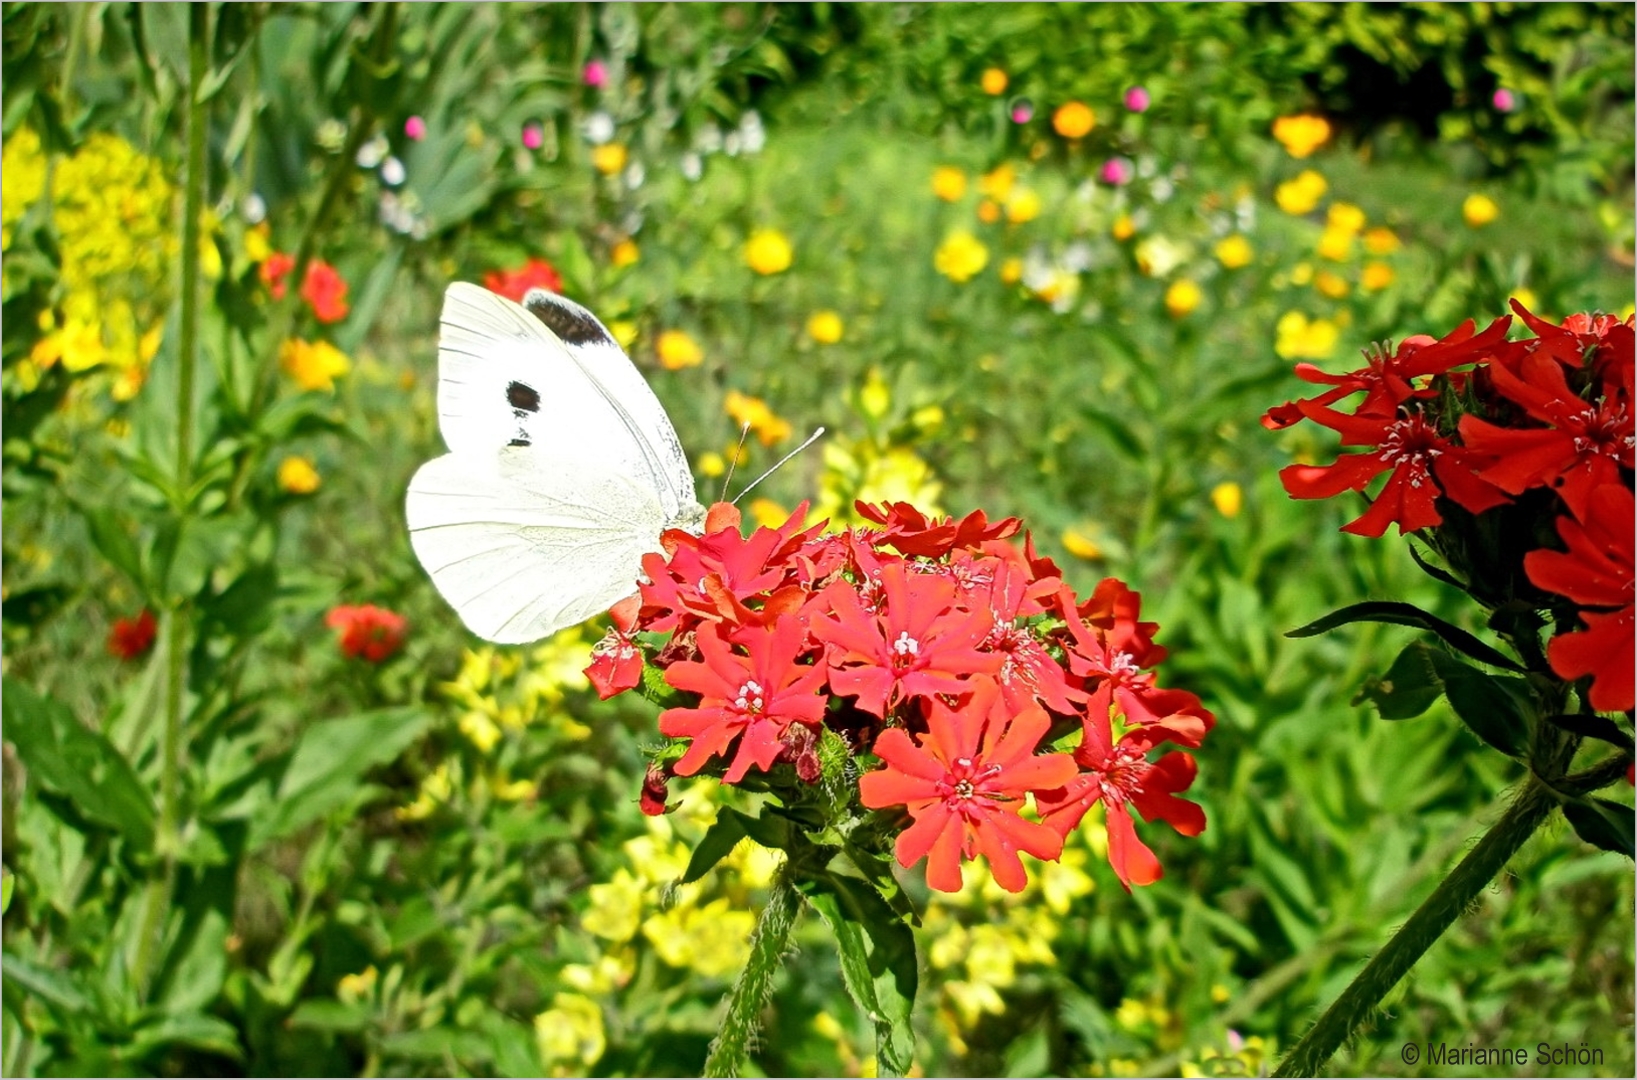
<box><xmin>2</xmin><ymin>3</ymin><xmax>1632</xmax><ymax>1077</ymax></box>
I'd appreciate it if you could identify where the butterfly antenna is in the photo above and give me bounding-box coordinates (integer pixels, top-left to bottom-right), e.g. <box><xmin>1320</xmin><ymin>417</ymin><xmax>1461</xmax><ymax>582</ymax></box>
<box><xmin>719</xmin><ymin>422</ymin><xmax>753</xmax><ymax>503</ymax></box>
<box><xmin>732</xmin><ymin>427</ymin><xmax>826</xmax><ymax>505</ymax></box>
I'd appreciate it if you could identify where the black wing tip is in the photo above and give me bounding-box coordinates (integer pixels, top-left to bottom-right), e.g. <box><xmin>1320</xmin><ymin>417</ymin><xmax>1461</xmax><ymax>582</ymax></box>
<box><xmin>522</xmin><ymin>289</ymin><xmax>614</xmax><ymax>347</ymax></box>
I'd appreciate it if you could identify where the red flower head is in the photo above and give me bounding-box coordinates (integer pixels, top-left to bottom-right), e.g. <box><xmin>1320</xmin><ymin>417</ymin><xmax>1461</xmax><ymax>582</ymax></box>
<box><xmin>261</xmin><ymin>252</ymin><xmax>296</xmax><ymax>300</ymax></box>
<box><xmin>326</xmin><ymin>604</ymin><xmax>407</xmax><ymax>662</ymax></box>
<box><xmin>1524</xmin><ymin>484</ymin><xmax>1635</xmax><ymax>713</ymax></box>
<box><xmin>483</xmin><ymin>257</ymin><xmax>565</xmax><ymax>304</ymax></box>
<box><xmin>658</xmin><ymin>615</ymin><xmax>828</xmax><ymax>782</ymax></box>
<box><xmin>855</xmin><ymin>500</ymin><xmax>1020</xmax><ymax>558</ymax></box>
<box><xmin>300</xmin><ymin>260</ymin><xmax>351</xmax><ymax>324</ymax></box>
<box><xmin>108</xmin><ymin>610</ymin><xmax>158</xmax><ymax>661</ymax></box>
<box><xmin>812</xmin><ymin>560</ymin><xmax>1001</xmax><ymax>718</ymax></box>
<box><xmin>587</xmin><ymin>596</ymin><xmax>644</xmax><ymax>699</ymax></box>
<box><xmin>858</xmin><ymin>676</ymin><xmax>1077</xmax><ymax>893</ymax></box>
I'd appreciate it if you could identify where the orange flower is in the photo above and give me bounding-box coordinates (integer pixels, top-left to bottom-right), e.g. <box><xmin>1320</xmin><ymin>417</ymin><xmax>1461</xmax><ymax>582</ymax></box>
<box><xmin>326</xmin><ymin>604</ymin><xmax>407</xmax><ymax>663</ymax></box>
<box><xmin>300</xmin><ymin>260</ymin><xmax>350</xmax><ymax>323</ymax></box>
<box><xmin>1052</xmin><ymin>101</ymin><xmax>1095</xmax><ymax>139</ymax></box>
<box><xmin>980</xmin><ymin>68</ymin><xmax>1008</xmax><ymax>96</ymax></box>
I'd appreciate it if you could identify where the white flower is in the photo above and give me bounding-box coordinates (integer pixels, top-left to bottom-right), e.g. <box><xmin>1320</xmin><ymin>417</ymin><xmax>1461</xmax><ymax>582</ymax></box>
<box><xmin>380</xmin><ymin>156</ymin><xmax>406</xmax><ymax>187</ymax></box>
<box><xmin>583</xmin><ymin>111</ymin><xmax>615</xmax><ymax>145</ymax></box>
<box><xmin>680</xmin><ymin>152</ymin><xmax>703</xmax><ymax>181</ymax></box>
<box><xmin>738</xmin><ymin>110</ymin><xmax>765</xmax><ymax>154</ymax></box>
<box><xmin>623</xmin><ymin>161</ymin><xmax>645</xmax><ymax>189</ymax></box>
<box><xmin>356</xmin><ymin>133</ymin><xmax>389</xmax><ymax>169</ymax></box>
<box><xmin>695</xmin><ymin>124</ymin><xmax>723</xmax><ymax>154</ymax></box>
<box><xmin>242</xmin><ymin>193</ymin><xmax>267</xmax><ymax>225</ymax></box>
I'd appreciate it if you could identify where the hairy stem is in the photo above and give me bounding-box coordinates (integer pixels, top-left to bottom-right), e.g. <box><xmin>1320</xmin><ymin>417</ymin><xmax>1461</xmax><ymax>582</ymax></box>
<box><xmin>702</xmin><ymin>859</ymin><xmax>803</xmax><ymax>1078</ymax></box>
<box><xmin>1272</xmin><ymin>775</ymin><xmax>1559</xmax><ymax>1077</ymax></box>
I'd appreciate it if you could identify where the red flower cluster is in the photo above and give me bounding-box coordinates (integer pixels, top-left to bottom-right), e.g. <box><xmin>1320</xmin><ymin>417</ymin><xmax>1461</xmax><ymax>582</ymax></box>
<box><xmin>483</xmin><ymin>257</ymin><xmax>564</xmax><ymax>303</ymax></box>
<box><xmin>262</xmin><ymin>254</ymin><xmax>351</xmax><ymax>324</ymax></box>
<box><xmin>1269</xmin><ymin>302</ymin><xmax>1634</xmax><ymax>711</ymax></box>
<box><xmin>587</xmin><ymin>501</ymin><xmax>1214</xmax><ymax>892</ymax></box>
<box><xmin>107</xmin><ymin>609</ymin><xmax>157</xmax><ymax>661</ymax></box>
<box><xmin>326</xmin><ymin>604</ymin><xmax>407</xmax><ymax>663</ymax></box>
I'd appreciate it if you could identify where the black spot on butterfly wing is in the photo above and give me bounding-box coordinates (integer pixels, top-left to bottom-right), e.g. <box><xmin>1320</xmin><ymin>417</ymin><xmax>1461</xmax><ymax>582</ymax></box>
<box><xmin>507</xmin><ymin>380</ymin><xmax>540</xmax><ymax>446</ymax></box>
<box><xmin>522</xmin><ymin>291</ymin><xmax>613</xmax><ymax>347</ymax></box>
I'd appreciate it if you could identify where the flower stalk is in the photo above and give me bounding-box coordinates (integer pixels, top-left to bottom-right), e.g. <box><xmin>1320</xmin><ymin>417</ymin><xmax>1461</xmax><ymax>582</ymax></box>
<box><xmin>702</xmin><ymin>858</ymin><xmax>803</xmax><ymax>1078</ymax></box>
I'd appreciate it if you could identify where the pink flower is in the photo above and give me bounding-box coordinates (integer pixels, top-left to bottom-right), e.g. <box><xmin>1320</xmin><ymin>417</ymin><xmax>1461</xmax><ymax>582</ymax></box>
<box><xmin>1124</xmin><ymin>86</ymin><xmax>1151</xmax><ymax>113</ymax></box>
<box><xmin>1099</xmin><ymin>157</ymin><xmax>1134</xmax><ymax>186</ymax></box>
<box><xmin>1492</xmin><ymin>89</ymin><xmax>1516</xmax><ymax>112</ymax></box>
<box><xmin>404</xmin><ymin>115</ymin><xmax>427</xmax><ymax>141</ymax></box>
<box><xmin>1010</xmin><ymin>100</ymin><xmax>1034</xmax><ymax>124</ymax></box>
<box><xmin>522</xmin><ymin>123</ymin><xmax>544</xmax><ymax>150</ymax></box>
<box><xmin>583</xmin><ymin>59</ymin><xmax>609</xmax><ymax>88</ymax></box>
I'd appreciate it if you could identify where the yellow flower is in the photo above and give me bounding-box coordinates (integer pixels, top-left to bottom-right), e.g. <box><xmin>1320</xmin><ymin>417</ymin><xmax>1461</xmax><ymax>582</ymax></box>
<box><xmin>491</xmin><ymin>776</ymin><xmax>537</xmax><ymax>801</ymax></box>
<box><xmin>1289</xmin><ymin>261</ymin><xmax>1314</xmax><ymax>286</ymax></box>
<box><xmin>610</xmin><ymin>238</ymin><xmax>640</xmax><ymax>268</ymax></box>
<box><xmin>975</xmin><ymin>199</ymin><xmax>1001</xmax><ymax>224</ymax></box>
<box><xmin>933</xmin><ymin>230</ymin><xmax>989</xmax><ymax>283</ymax></box>
<box><xmin>749</xmin><ymin>498</ymin><xmax>789</xmax><ymax>529</ymax></box>
<box><xmin>981</xmin><ymin>68</ymin><xmax>1008</xmax><ymax>96</ymax></box>
<box><xmin>1062</xmin><ymin>527</ymin><xmax>1102</xmax><ymax>560</ymax></box>
<box><xmin>859</xmin><ymin>369</ymin><xmax>890</xmax><ymax>419</ymax></box>
<box><xmin>931</xmin><ymin>166</ymin><xmax>968</xmax><ymax>202</ymax></box>
<box><xmin>1214</xmin><ymin>234</ymin><xmax>1253</xmax><ymax>269</ymax></box>
<box><xmin>1316</xmin><ymin>226</ymin><xmax>1353</xmax><ymax>261</ymax></box>
<box><xmin>1211</xmin><ymin>481</ymin><xmax>1243</xmax><ymax>519</ymax></box>
<box><xmin>1361</xmin><ymin>261</ymin><xmax>1396</xmax><ymax>291</ymax></box>
<box><xmin>590</xmin><ymin>142</ymin><xmax>627</xmax><ymax>175</ymax></box>
<box><xmin>459</xmin><ymin>709</ymin><xmax>503</xmax><ymax>753</ymax></box>
<box><xmin>609</xmin><ymin>319</ymin><xmax>639</xmax><ymax>349</ymax></box>
<box><xmin>1004</xmin><ymin>187</ymin><xmax>1041</xmax><ymax>224</ymax></box>
<box><xmin>743</xmin><ymin>227</ymin><xmax>793</xmax><ymax>274</ymax></box>
<box><xmin>277</xmin><ymin>455</ymin><xmax>321</xmax><ymax>495</ymax></box>
<box><xmin>535</xmin><ymin>994</ymin><xmax>607</xmax><ymax>1073</ymax></box>
<box><xmin>1</xmin><ymin>127</ymin><xmax>46</xmax><ymax>250</ymax></box>
<box><xmin>1314</xmin><ymin>269</ymin><xmax>1349</xmax><ymax>298</ymax></box>
<box><xmin>1111</xmin><ymin>214</ymin><xmax>1136</xmax><ymax>241</ymax></box>
<box><xmin>698</xmin><ymin>450</ymin><xmax>727</xmax><ymax>477</ymax></box>
<box><xmin>336</xmin><ymin>966</ymin><xmax>378</xmax><ymax>1004</ymax></box>
<box><xmin>1052</xmin><ymin>101</ymin><xmax>1095</xmax><ymax>139</ymax></box>
<box><xmin>807</xmin><ymin>310</ymin><xmax>844</xmax><ymax>344</ymax></box>
<box><xmin>977</xmin><ymin>164</ymin><xmax>1015</xmax><ymax>201</ymax></box>
<box><xmin>244</xmin><ymin>223</ymin><xmax>271</xmax><ymax>264</ymax></box>
<box><xmin>1272</xmin><ymin>114</ymin><xmax>1331</xmax><ymax>158</ymax></box>
<box><xmin>725</xmin><ymin>389</ymin><xmax>792</xmax><ymax>445</ymax></box>
<box><xmin>1363</xmin><ymin>226</ymin><xmax>1401</xmax><ymax>255</ymax></box>
<box><xmin>1463</xmin><ymin>193</ymin><xmax>1499</xmax><ymax>227</ymax></box>
<box><xmin>1326</xmin><ymin>202</ymin><xmax>1365</xmax><ymax>234</ymax></box>
<box><xmin>1164</xmin><ymin>279</ymin><xmax>1202</xmax><ymax>318</ymax></box>
<box><xmin>1134</xmin><ymin>235</ymin><xmax>1189</xmax><ymax>278</ymax></box>
<box><xmin>582</xmin><ymin>869</ymin><xmax>646</xmax><ymax>942</ymax></box>
<box><xmin>998</xmin><ymin>257</ymin><xmax>1023</xmax><ymax>284</ymax></box>
<box><xmin>1275</xmin><ymin>170</ymin><xmax>1327</xmax><ymax>215</ymax></box>
<box><xmin>656</xmin><ymin>329</ymin><xmax>703</xmax><ymax>370</ymax></box>
<box><xmin>1275</xmin><ymin>311</ymin><xmax>1339</xmax><ymax>360</ymax></box>
<box><xmin>1511</xmin><ymin>287</ymin><xmax>1539</xmax><ymax>313</ymax></box>
<box><xmin>280</xmin><ymin>338</ymin><xmax>350</xmax><ymax>391</ymax></box>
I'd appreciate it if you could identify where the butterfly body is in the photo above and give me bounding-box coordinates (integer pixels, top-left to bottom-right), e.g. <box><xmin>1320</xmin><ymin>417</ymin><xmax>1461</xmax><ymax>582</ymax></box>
<box><xmin>407</xmin><ymin>284</ymin><xmax>704</xmax><ymax>644</ymax></box>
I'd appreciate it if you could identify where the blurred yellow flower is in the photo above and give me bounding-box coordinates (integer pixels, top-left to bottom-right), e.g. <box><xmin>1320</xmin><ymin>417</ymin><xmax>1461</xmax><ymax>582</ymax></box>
<box><xmin>1052</xmin><ymin>101</ymin><xmax>1095</xmax><ymax>138</ymax></box>
<box><xmin>1004</xmin><ymin>187</ymin><xmax>1042</xmax><ymax>224</ymax></box>
<box><xmin>1289</xmin><ymin>261</ymin><xmax>1314</xmax><ymax>286</ymax></box>
<box><xmin>643</xmin><ymin>897</ymin><xmax>754</xmax><ymax>978</ymax></box>
<box><xmin>1214</xmin><ymin>234</ymin><xmax>1253</xmax><ymax>269</ymax></box>
<box><xmin>244</xmin><ymin>223</ymin><xmax>271</xmax><ymax>264</ymax></box>
<box><xmin>698</xmin><ymin>450</ymin><xmax>727</xmax><ymax>477</ymax></box>
<box><xmin>1463</xmin><ymin>193</ymin><xmax>1499</xmax><ymax>227</ymax></box>
<box><xmin>1272</xmin><ymin>114</ymin><xmax>1331</xmax><ymax>158</ymax></box>
<box><xmin>610</xmin><ymin>238</ymin><xmax>640</xmax><ymax>268</ymax></box>
<box><xmin>337</xmin><ymin>966</ymin><xmax>378</xmax><ymax>1004</ymax></box>
<box><xmin>1316</xmin><ymin>226</ymin><xmax>1353</xmax><ymax>261</ymax></box>
<box><xmin>977</xmin><ymin>164</ymin><xmax>1016</xmax><ymax>201</ymax></box>
<box><xmin>1165</xmin><ymin>279</ymin><xmax>1203</xmax><ymax>317</ymax></box>
<box><xmin>1275</xmin><ymin>170</ymin><xmax>1327</xmax><ymax>215</ymax></box>
<box><xmin>749</xmin><ymin>498</ymin><xmax>789</xmax><ymax>529</ymax></box>
<box><xmin>590</xmin><ymin>142</ymin><xmax>628</xmax><ymax>175</ymax></box>
<box><xmin>999</xmin><ymin>257</ymin><xmax>1023</xmax><ymax>284</ymax></box>
<box><xmin>491</xmin><ymin>776</ymin><xmax>537</xmax><ymax>801</ymax></box>
<box><xmin>609</xmin><ymin>319</ymin><xmax>639</xmax><ymax>348</ymax></box>
<box><xmin>1511</xmin><ymin>287</ymin><xmax>1539</xmax><ymax>312</ymax></box>
<box><xmin>1134</xmin><ymin>235</ymin><xmax>1189</xmax><ymax>277</ymax></box>
<box><xmin>1062</xmin><ymin>528</ymin><xmax>1102</xmax><ymax>560</ymax></box>
<box><xmin>975</xmin><ymin>199</ymin><xmax>1001</xmax><ymax>224</ymax></box>
<box><xmin>744</xmin><ymin>227</ymin><xmax>793</xmax><ymax>274</ymax></box>
<box><xmin>656</xmin><ymin>329</ymin><xmax>704</xmax><ymax>370</ymax></box>
<box><xmin>1363</xmin><ymin>226</ymin><xmax>1401</xmax><ymax>255</ymax></box>
<box><xmin>277</xmin><ymin>455</ymin><xmax>321</xmax><ymax>495</ymax></box>
<box><xmin>931</xmin><ymin>166</ymin><xmax>968</xmax><ymax>202</ymax></box>
<box><xmin>934</xmin><ymin>230</ymin><xmax>989</xmax><ymax>283</ymax></box>
<box><xmin>981</xmin><ymin>68</ymin><xmax>1008</xmax><ymax>95</ymax></box>
<box><xmin>807</xmin><ymin>309</ymin><xmax>844</xmax><ymax>344</ymax></box>
<box><xmin>1</xmin><ymin>127</ymin><xmax>46</xmax><ymax>250</ymax></box>
<box><xmin>535</xmin><ymin>993</ymin><xmax>607</xmax><ymax>1074</ymax></box>
<box><xmin>1211</xmin><ymin>481</ymin><xmax>1243</xmax><ymax>518</ymax></box>
<box><xmin>1326</xmin><ymin>202</ymin><xmax>1366</xmax><ymax>233</ymax></box>
<box><xmin>1361</xmin><ymin>261</ymin><xmax>1396</xmax><ymax>291</ymax></box>
<box><xmin>859</xmin><ymin>369</ymin><xmax>890</xmax><ymax>419</ymax></box>
<box><xmin>1314</xmin><ymin>269</ymin><xmax>1349</xmax><ymax>298</ymax></box>
<box><xmin>1111</xmin><ymin>214</ymin><xmax>1136</xmax><ymax>241</ymax></box>
<box><xmin>1275</xmin><ymin>311</ymin><xmax>1339</xmax><ymax>360</ymax></box>
<box><xmin>725</xmin><ymin>389</ymin><xmax>792</xmax><ymax>445</ymax></box>
<box><xmin>280</xmin><ymin>338</ymin><xmax>350</xmax><ymax>391</ymax></box>
<box><xmin>582</xmin><ymin>869</ymin><xmax>645</xmax><ymax>942</ymax></box>
<box><xmin>459</xmin><ymin>709</ymin><xmax>503</xmax><ymax>753</ymax></box>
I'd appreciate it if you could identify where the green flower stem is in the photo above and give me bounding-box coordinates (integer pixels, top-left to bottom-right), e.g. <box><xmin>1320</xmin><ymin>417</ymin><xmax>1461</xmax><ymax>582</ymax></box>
<box><xmin>1272</xmin><ymin>774</ymin><xmax>1560</xmax><ymax>1077</ymax></box>
<box><xmin>133</xmin><ymin>0</ymin><xmax>211</xmax><ymax>998</ymax></box>
<box><xmin>702</xmin><ymin>858</ymin><xmax>803</xmax><ymax>1078</ymax></box>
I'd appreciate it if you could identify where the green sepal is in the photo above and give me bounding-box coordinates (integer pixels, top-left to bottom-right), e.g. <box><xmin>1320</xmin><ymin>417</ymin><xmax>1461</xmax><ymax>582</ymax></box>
<box><xmin>1561</xmin><ymin>797</ymin><xmax>1635</xmax><ymax>858</ymax></box>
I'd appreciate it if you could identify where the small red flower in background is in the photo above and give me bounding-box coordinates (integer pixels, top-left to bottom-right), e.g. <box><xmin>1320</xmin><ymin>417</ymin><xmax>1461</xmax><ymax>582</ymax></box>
<box><xmin>483</xmin><ymin>257</ymin><xmax>564</xmax><ymax>303</ymax></box>
<box><xmin>300</xmin><ymin>260</ymin><xmax>351</xmax><ymax>324</ymax></box>
<box><xmin>108</xmin><ymin>610</ymin><xmax>157</xmax><ymax>661</ymax></box>
<box><xmin>326</xmin><ymin>604</ymin><xmax>406</xmax><ymax>662</ymax></box>
<box><xmin>1524</xmin><ymin>484</ymin><xmax>1635</xmax><ymax>713</ymax></box>
<box><xmin>859</xmin><ymin>676</ymin><xmax>1076</xmax><ymax>893</ymax></box>
<box><xmin>261</xmin><ymin>252</ymin><xmax>296</xmax><ymax>299</ymax></box>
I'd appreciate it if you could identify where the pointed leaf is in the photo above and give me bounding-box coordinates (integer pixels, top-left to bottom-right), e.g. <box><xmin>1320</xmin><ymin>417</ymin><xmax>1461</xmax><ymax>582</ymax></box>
<box><xmin>800</xmin><ymin>871</ymin><xmax>918</xmax><ymax>1077</ymax></box>
<box><xmin>1424</xmin><ymin>650</ymin><xmax>1532</xmax><ymax>759</ymax></box>
<box><xmin>1546</xmin><ymin>713</ymin><xmax>1634</xmax><ymax>752</ymax></box>
<box><xmin>1562</xmin><ymin>797</ymin><xmax>1635</xmax><ymax>858</ymax></box>
<box><xmin>680</xmin><ymin>811</ymin><xmax>749</xmax><ymax>885</ymax></box>
<box><xmin>1286</xmin><ymin>601</ymin><xmax>1524</xmax><ymax>672</ymax></box>
<box><xmin>1354</xmin><ymin>641</ymin><xmax>1445</xmax><ymax>720</ymax></box>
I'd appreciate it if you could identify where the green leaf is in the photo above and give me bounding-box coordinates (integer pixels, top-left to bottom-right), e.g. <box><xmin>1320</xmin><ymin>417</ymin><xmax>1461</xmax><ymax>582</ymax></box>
<box><xmin>78</xmin><ymin>504</ymin><xmax>149</xmax><ymax>596</ymax></box>
<box><xmin>555</xmin><ymin>230</ymin><xmax>596</xmax><ymax>297</ymax></box>
<box><xmin>1425</xmin><ymin>649</ymin><xmax>1532</xmax><ymax>759</ymax></box>
<box><xmin>246</xmin><ymin>707</ymin><xmax>431</xmax><ymax>849</ymax></box>
<box><xmin>1562</xmin><ymin>797</ymin><xmax>1635</xmax><ymax>858</ymax></box>
<box><xmin>1</xmin><ymin>870</ymin><xmax>13</xmax><ymax>914</ymax></box>
<box><xmin>1286</xmin><ymin>600</ymin><xmax>1525</xmax><ymax>672</ymax></box>
<box><xmin>1</xmin><ymin>950</ymin><xmax>90</xmax><ymax>1013</ymax></box>
<box><xmin>1354</xmin><ymin>640</ymin><xmax>1445</xmax><ymax>720</ymax></box>
<box><xmin>681</xmin><ymin>811</ymin><xmax>750</xmax><ymax>885</ymax></box>
<box><xmin>381</xmin><ymin>1026</ymin><xmax>493</xmax><ymax>1062</ymax></box>
<box><xmin>2</xmin><ymin>677</ymin><xmax>156</xmax><ymax>851</ymax></box>
<box><xmin>288</xmin><ymin>999</ymin><xmax>370</xmax><ymax>1033</ymax></box>
<box><xmin>800</xmin><ymin>872</ymin><xmax>918</xmax><ymax>1077</ymax></box>
<box><xmin>1546</xmin><ymin>712</ymin><xmax>1634</xmax><ymax>752</ymax></box>
<box><xmin>128</xmin><ymin>1012</ymin><xmax>245</xmax><ymax>1062</ymax></box>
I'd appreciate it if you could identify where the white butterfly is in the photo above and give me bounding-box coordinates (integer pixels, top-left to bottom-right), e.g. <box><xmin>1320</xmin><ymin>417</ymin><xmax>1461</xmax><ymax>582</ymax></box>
<box><xmin>406</xmin><ymin>283</ymin><xmax>706</xmax><ymax>644</ymax></box>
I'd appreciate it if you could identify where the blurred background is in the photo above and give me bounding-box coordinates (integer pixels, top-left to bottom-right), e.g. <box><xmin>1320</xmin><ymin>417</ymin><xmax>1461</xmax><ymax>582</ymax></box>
<box><xmin>2</xmin><ymin>3</ymin><xmax>1633</xmax><ymax>1076</ymax></box>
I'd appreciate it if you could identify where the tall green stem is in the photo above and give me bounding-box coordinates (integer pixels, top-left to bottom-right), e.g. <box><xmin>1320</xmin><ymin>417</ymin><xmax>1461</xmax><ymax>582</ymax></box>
<box><xmin>702</xmin><ymin>860</ymin><xmax>803</xmax><ymax>1078</ymax></box>
<box><xmin>1272</xmin><ymin>775</ymin><xmax>1559</xmax><ymax>1077</ymax></box>
<box><xmin>133</xmin><ymin>0</ymin><xmax>211</xmax><ymax>996</ymax></box>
